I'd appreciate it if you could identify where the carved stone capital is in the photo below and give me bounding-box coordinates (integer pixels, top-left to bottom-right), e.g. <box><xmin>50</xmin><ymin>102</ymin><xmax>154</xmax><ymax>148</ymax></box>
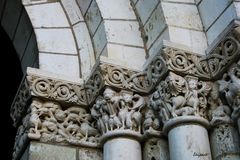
<box><xmin>149</xmin><ymin>72</ymin><xmax>211</xmax><ymax>130</ymax></box>
<box><xmin>91</xmin><ymin>87</ymin><xmax>148</xmax><ymax>142</ymax></box>
<box><xmin>86</xmin><ymin>55</ymin><xmax>167</xmax><ymax>104</ymax></box>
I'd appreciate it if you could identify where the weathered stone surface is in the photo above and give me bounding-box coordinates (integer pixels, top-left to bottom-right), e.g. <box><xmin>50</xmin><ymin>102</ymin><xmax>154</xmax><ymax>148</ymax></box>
<box><xmin>78</xmin><ymin>147</ymin><xmax>103</xmax><ymax>160</ymax></box>
<box><xmin>210</xmin><ymin>124</ymin><xmax>240</xmax><ymax>160</ymax></box>
<box><xmin>168</xmin><ymin>124</ymin><xmax>211</xmax><ymax>160</ymax></box>
<box><xmin>28</xmin><ymin>142</ymin><xmax>76</xmax><ymax>160</ymax></box>
<box><xmin>143</xmin><ymin>138</ymin><xmax>169</xmax><ymax>160</ymax></box>
<box><xmin>104</xmin><ymin>138</ymin><xmax>142</xmax><ymax>160</ymax></box>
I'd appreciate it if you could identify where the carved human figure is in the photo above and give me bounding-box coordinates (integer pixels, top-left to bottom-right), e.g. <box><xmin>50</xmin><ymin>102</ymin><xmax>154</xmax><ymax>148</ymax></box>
<box><xmin>103</xmin><ymin>87</ymin><xmax>122</xmax><ymax>131</ymax></box>
<box><xmin>149</xmin><ymin>91</ymin><xmax>170</xmax><ymax>123</ymax></box>
<box><xmin>143</xmin><ymin>109</ymin><xmax>160</xmax><ymax>134</ymax></box>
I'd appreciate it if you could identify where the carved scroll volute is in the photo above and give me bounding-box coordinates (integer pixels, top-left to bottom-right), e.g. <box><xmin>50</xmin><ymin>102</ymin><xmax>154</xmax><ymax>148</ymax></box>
<box><xmin>26</xmin><ymin>75</ymin><xmax>88</xmax><ymax>106</ymax></box>
<box><xmin>164</xmin><ymin>48</ymin><xmax>211</xmax><ymax>79</ymax></box>
<box><xmin>208</xmin><ymin>27</ymin><xmax>240</xmax><ymax>79</ymax></box>
<box><xmin>149</xmin><ymin>72</ymin><xmax>211</xmax><ymax>124</ymax></box>
<box><xmin>85</xmin><ymin>70</ymin><xmax>105</xmax><ymax>105</ymax></box>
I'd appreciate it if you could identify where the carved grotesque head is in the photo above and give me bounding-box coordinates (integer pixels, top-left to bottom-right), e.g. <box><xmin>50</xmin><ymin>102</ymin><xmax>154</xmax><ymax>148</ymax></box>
<box><xmin>103</xmin><ymin>87</ymin><xmax>116</xmax><ymax>100</ymax></box>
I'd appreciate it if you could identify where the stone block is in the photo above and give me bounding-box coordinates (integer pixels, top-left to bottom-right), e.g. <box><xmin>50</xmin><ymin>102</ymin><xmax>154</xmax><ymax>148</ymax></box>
<box><xmin>162</xmin><ymin>0</ymin><xmax>195</xmax><ymax>3</ymax></box>
<box><xmin>39</xmin><ymin>53</ymin><xmax>80</xmax><ymax>78</ymax></box>
<box><xmin>25</xmin><ymin>3</ymin><xmax>69</xmax><ymax>28</ymax></box>
<box><xmin>13</xmin><ymin>10</ymin><xmax>33</xmax><ymax>60</ymax></box>
<box><xmin>96</xmin><ymin>0</ymin><xmax>135</xmax><ymax>19</ymax></box>
<box><xmin>35</xmin><ymin>28</ymin><xmax>77</xmax><ymax>54</ymax></box>
<box><xmin>85</xmin><ymin>0</ymin><xmax>102</xmax><ymax>36</ymax></box>
<box><xmin>76</xmin><ymin>0</ymin><xmax>93</xmax><ymax>16</ymax></box>
<box><xmin>74</xmin><ymin>22</ymin><xmax>95</xmax><ymax>78</ymax></box>
<box><xmin>135</xmin><ymin>0</ymin><xmax>158</xmax><ymax>25</ymax></box>
<box><xmin>21</xmin><ymin>33</ymin><xmax>38</xmax><ymax>72</ymax></box>
<box><xmin>61</xmin><ymin>0</ymin><xmax>84</xmax><ymax>25</ymax></box>
<box><xmin>73</xmin><ymin>22</ymin><xmax>94</xmax><ymax>51</ymax></box>
<box><xmin>107</xmin><ymin>43</ymin><xmax>146</xmax><ymax>70</ymax></box>
<box><xmin>162</xmin><ymin>2</ymin><xmax>203</xmax><ymax>30</ymax></box>
<box><xmin>78</xmin><ymin>147</ymin><xmax>102</xmax><ymax>160</ymax></box>
<box><xmin>22</xmin><ymin>0</ymin><xmax>57</xmax><ymax>5</ymax></box>
<box><xmin>104</xmin><ymin>20</ymin><xmax>144</xmax><ymax>47</ymax></box>
<box><xmin>195</xmin><ymin>0</ymin><xmax>202</xmax><ymax>5</ymax></box>
<box><xmin>198</xmin><ymin>0</ymin><xmax>232</xmax><ymax>30</ymax></box>
<box><xmin>168</xmin><ymin>26</ymin><xmax>207</xmax><ymax>55</ymax></box>
<box><xmin>93</xmin><ymin>21</ymin><xmax>107</xmax><ymax>57</ymax></box>
<box><xmin>206</xmin><ymin>3</ymin><xmax>236</xmax><ymax>44</ymax></box>
<box><xmin>1</xmin><ymin>0</ymin><xmax>22</xmax><ymax>39</ymax></box>
<box><xmin>144</xmin><ymin>4</ymin><xmax>166</xmax><ymax>48</ymax></box>
<box><xmin>28</xmin><ymin>142</ymin><xmax>76</xmax><ymax>160</ymax></box>
<box><xmin>148</xmin><ymin>28</ymin><xmax>169</xmax><ymax>57</ymax></box>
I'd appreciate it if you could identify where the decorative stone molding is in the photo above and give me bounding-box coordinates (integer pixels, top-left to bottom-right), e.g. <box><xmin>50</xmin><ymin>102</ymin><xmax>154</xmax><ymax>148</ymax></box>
<box><xmin>164</xmin><ymin>24</ymin><xmax>240</xmax><ymax>80</ymax></box>
<box><xmin>86</xmin><ymin>55</ymin><xmax>167</xmax><ymax>104</ymax></box>
<box><xmin>10</xmin><ymin>78</ymin><xmax>31</xmax><ymax>127</ymax></box>
<box><xmin>91</xmin><ymin>87</ymin><xmax>147</xmax><ymax>143</ymax></box>
<box><xmin>208</xmin><ymin>25</ymin><xmax>240</xmax><ymax>79</ymax></box>
<box><xmin>27</xmin><ymin>98</ymin><xmax>100</xmax><ymax>147</ymax></box>
<box><xmin>27</xmin><ymin>74</ymin><xmax>87</xmax><ymax>106</ymax></box>
<box><xmin>164</xmin><ymin>47</ymin><xmax>210</xmax><ymax>79</ymax></box>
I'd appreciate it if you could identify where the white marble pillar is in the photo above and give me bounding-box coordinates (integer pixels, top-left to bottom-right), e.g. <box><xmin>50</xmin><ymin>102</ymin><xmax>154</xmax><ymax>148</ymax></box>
<box><xmin>164</xmin><ymin>117</ymin><xmax>212</xmax><ymax>160</ymax></box>
<box><xmin>103</xmin><ymin>137</ymin><xmax>142</xmax><ymax>160</ymax></box>
<box><xmin>210</xmin><ymin>124</ymin><xmax>240</xmax><ymax>160</ymax></box>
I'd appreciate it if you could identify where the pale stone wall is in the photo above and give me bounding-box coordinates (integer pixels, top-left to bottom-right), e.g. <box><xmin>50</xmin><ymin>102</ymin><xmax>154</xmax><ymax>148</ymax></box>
<box><xmin>5</xmin><ymin>1</ymin><xmax>240</xmax><ymax>160</ymax></box>
<box><xmin>198</xmin><ymin>0</ymin><xmax>240</xmax><ymax>45</ymax></box>
<box><xmin>0</xmin><ymin>0</ymin><xmax>38</xmax><ymax>73</ymax></box>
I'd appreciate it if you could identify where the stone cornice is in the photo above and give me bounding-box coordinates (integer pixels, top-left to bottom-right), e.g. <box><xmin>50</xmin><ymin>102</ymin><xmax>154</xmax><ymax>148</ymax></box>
<box><xmin>26</xmin><ymin>73</ymin><xmax>87</xmax><ymax>106</ymax></box>
<box><xmin>85</xmin><ymin>55</ymin><xmax>167</xmax><ymax>104</ymax></box>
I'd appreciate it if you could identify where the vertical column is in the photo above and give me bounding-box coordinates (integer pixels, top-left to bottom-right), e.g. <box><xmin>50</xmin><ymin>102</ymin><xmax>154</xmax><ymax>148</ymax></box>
<box><xmin>165</xmin><ymin>117</ymin><xmax>211</xmax><ymax>160</ymax></box>
<box><xmin>91</xmin><ymin>87</ymin><xmax>145</xmax><ymax>160</ymax></box>
<box><xmin>151</xmin><ymin>72</ymin><xmax>212</xmax><ymax>160</ymax></box>
<box><xmin>104</xmin><ymin>138</ymin><xmax>141</xmax><ymax>160</ymax></box>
